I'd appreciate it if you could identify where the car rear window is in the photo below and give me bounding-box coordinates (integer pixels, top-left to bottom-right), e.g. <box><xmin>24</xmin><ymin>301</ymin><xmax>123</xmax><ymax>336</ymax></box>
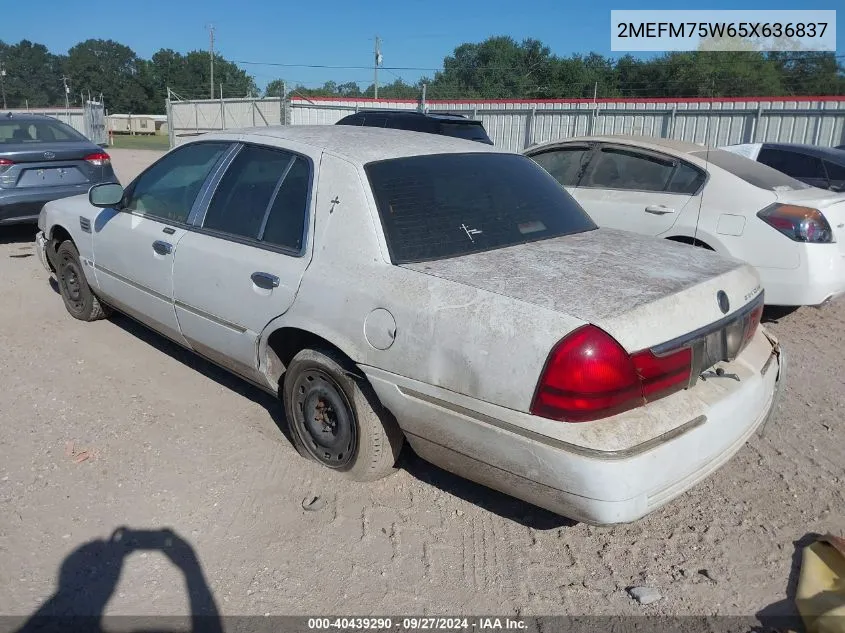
<box><xmin>365</xmin><ymin>153</ymin><xmax>597</xmax><ymax>264</ymax></box>
<box><xmin>0</xmin><ymin>119</ymin><xmax>87</xmax><ymax>144</ymax></box>
<box><xmin>690</xmin><ymin>148</ymin><xmax>810</xmax><ymax>191</ymax></box>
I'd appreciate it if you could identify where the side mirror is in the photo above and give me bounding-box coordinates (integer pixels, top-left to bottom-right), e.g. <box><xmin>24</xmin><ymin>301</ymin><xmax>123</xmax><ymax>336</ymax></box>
<box><xmin>89</xmin><ymin>183</ymin><xmax>124</xmax><ymax>208</ymax></box>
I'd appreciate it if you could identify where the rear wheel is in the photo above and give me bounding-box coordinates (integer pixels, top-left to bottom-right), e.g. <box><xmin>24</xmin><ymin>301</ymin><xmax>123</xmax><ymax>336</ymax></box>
<box><xmin>56</xmin><ymin>241</ymin><xmax>109</xmax><ymax>321</ymax></box>
<box><xmin>283</xmin><ymin>348</ymin><xmax>404</xmax><ymax>481</ymax></box>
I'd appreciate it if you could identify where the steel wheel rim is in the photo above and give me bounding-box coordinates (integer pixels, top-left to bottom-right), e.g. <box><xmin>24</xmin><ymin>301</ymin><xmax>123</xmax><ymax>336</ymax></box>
<box><xmin>292</xmin><ymin>369</ymin><xmax>356</xmax><ymax>468</ymax></box>
<box><xmin>59</xmin><ymin>254</ymin><xmax>85</xmax><ymax>313</ymax></box>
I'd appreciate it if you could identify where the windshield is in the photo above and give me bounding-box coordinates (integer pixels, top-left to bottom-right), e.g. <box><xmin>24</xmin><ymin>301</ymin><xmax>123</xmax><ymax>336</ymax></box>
<box><xmin>691</xmin><ymin>148</ymin><xmax>810</xmax><ymax>191</ymax></box>
<box><xmin>365</xmin><ymin>152</ymin><xmax>597</xmax><ymax>264</ymax></box>
<box><xmin>0</xmin><ymin>119</ymin><xmax>88</xmax><ymax>144</ymax></box>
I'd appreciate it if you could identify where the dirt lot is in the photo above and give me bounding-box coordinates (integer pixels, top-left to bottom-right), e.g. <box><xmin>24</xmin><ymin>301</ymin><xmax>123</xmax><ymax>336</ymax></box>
<box><xmin>0</xmin><ymin>148</ymin><xmax>843</xmax><ymax>621</ymax></box>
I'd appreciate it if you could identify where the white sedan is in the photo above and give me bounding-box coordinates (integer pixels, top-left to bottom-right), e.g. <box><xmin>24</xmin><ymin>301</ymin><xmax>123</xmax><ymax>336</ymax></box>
<box><xmin>36</xmin><ymin>126</ymin><xmax>783</xmax><ymax>524</ymax></box>
<box><xmin>525</xmin><ymin>135</ymin><xmax>845</xmax><ymax>307</ymax></box>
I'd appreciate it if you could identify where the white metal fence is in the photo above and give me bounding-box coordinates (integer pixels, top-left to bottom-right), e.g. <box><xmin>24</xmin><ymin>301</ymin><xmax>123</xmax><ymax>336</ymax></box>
<box><xmin>5</xmin><ymin>102</ymin><xmax>107</xmax><ymax>145</ymax></box>
<box><xmin>167</xmin><ymin>97</ymin><xmax>286</xmax><ymax>147</ymax></box>
<box><xmin>165</xmin><ymin>95</ymin><xmax>845</xmax><ymax>152</ymax></box>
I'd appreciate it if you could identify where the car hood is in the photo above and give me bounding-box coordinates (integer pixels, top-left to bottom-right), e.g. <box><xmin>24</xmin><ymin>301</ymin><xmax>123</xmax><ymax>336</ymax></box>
<box><xmin>401</xmin><ymin>228</ymin><xmax>763</xmax><ymax>351</ymax></box>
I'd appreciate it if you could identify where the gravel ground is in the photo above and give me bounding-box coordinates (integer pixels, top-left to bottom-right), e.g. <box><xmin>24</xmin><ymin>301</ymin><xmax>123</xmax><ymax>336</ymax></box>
<box><xmin>0</xmin><ymin>148</ymin><xmax>843</xmax><ymax>621</ymax></box>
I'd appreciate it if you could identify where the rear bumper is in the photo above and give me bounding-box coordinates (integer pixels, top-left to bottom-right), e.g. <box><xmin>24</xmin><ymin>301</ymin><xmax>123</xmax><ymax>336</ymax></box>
<box><xmin>364</xmin><ymin>334</ymin><xmax>783</xmax><ymax>525</ymax></box>
<box><xmin>0</xmin><ymin>184</ymin><xmax>92</xmax><ymax>224</ymax></box>
<box><xmin>757</xmin><ymin>244</ymin><xmax>845</xmax><ymax>306</ymax></box>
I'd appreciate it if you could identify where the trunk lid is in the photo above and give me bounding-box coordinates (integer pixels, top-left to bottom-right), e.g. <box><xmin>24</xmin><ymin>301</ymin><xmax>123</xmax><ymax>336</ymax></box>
<box><xmin>401</xmin><ymin>227</ymin><xmax>763</xmax><ymax>352</ymax></box>
<box><xmin>0</xmin><ymin>142</ymin><xmax>106</xmax><ymax>189</ymax></box>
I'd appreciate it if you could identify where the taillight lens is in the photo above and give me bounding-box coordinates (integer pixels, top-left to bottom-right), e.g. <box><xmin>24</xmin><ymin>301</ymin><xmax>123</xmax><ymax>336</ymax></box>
<box><xmin>0</xmin><ymin>158</ymin><xmax>13</xmax><ymax>183</ymax></box>
<box><xmin>757</xmin><ymin>204</ymin><xmax>834</xmax><ymax>243</ymax></box>
<box><xmin>531</xmin><ymin>325</ymin><xmax>692</xmax><ymax>423</ymax></box>
<box><xmin>84</xmin><ymin>152</ymin><xmax>111</xmax><ymax>167</ymax></box>
<box><xmin>743</xmin><ymin>302</ymin><xmax>764</xmax><ymax>345</ymax></box>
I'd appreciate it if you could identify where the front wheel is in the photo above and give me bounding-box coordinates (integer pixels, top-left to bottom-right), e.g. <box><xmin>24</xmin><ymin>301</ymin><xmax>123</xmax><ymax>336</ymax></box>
<box><xmin>283</xmin><ymin>348</ymin><xmax>404</xmax><ymax>481</ymax></box>
<box><xmin>55</xmin><ymin>241</ymin><xmax>110</xmax><ymax>321</ymax></box>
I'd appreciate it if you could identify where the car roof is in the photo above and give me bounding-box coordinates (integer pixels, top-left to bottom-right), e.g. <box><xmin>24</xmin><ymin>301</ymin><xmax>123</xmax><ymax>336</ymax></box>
<box><xmin>199</xmin><ymin>125</ymin><xmax>502</xmax><ymax>164</ymax></box>
<box><xmin>2</xmin><ymin>112</ymin><xmax>62</xmax><ymax>122</ymax></box>
<box><xmin>761</xmin><ymin>142</ymin><xmax>845</xmax><ymax>162</ymax></box>
<box><xmin>342</xmin><ymin>109</ymin><xmax>474</xmax><ymax>122</ymax></box>
<box><xmin>528</xmin><ymin>134</ymin><xmax>709</xmax><ymax>157</ymax></box>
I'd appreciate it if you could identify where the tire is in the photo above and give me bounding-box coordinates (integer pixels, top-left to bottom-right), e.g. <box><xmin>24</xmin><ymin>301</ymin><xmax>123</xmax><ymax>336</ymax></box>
<box><xmin>283</xmin><ymin>347</ymin><xmax>404</xmax><ymax>481</ymax></box>
<box><xmin>55</xmin><ymin>240</ymin><xmax>110</xmax><ymax>322</ymax></box>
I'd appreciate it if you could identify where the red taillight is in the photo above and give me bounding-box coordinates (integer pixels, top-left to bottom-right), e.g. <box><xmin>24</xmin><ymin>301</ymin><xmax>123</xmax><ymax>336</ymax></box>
<box><xmin>0</xmin><ymin>159</ymin><xmax>13</xmax><ymax>166</ymax></box>
<box><xmin>743</xmin><ymin>302</ymin><xmax>764</xmax><ymax>345</ymax></box>
<box><xmin>530</xmin><ymin>325</ymin><xmax>692</xmax><ymax>423</ymax></box>
<box><xmin>84</xmin><ymin>152</ymin><xmax>111</xmax><ymax>167</ymax></box>
<box><xmin>631</xmin><ymin>346</ymin><xmax>693</xmax><ymax>401</ymax></box>
<box><xmin>757</xmin><ymin>204</ymin><xmax>834</xmax><ymax>243</ymax></box>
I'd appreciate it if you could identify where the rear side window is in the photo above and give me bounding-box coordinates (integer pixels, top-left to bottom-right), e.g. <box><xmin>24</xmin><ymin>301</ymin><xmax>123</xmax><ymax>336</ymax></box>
<box><xmin>530</xmin><ymin>147</ymin><xmax>592</xmax><ymax>187</ymax></box>
<box><xmin>262</xmin><ymin>156</ymin><xmax>310</xmax><ymax>251</ymax></box>
<box><xmin>363</xmin><ymin>113</ymin><xmax>389</xmax><ymax>127</ymax></box>
<box><xmin>758</xmin><ymin>148</ymin><xmax>826</xmax><ymax>180</ymax></box>
<box><xmin>336</xmin><ymin>114</ymin><xmax>364</xmax><ymax>126</ymax></box>
<box><xmin>365</xmin><ymin>153</ymin><xmax>596</xmax><ymax>264</ymax></box>
<box><xmin>583</xmin><ymin>147</ymin><xmax>675</xmax><ymax>192</ymax></box>
<box><xmin>691</xmin><ymin>149</ymin><xmax>809</xmax><ymax>191</ymax></box>
<box><xmin>204</xmin><ymin>145</ymin><xmax>294</xmax><ymax>240</ymax></box>
<box><xmin>666</xmin><ymin>163</ymin><xmax>706</xmax><ymax>194</ymax></box>
<box><xmin>437</xmin><ymin>122</ymin><xmax>492</xmax><ymax>144</ymax></box>
<box><xmin>825</xmin><ymin>160</ymin><xmax>845</xmax><ymax>191</ymax></box>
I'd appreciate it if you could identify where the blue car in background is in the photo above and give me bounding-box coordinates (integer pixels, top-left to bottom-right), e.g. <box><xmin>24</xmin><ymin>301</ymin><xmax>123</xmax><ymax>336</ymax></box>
<box><xmin>0</xmin><ymin>113</ymin><xmax>117</xmax><ymax>225</ymax></box>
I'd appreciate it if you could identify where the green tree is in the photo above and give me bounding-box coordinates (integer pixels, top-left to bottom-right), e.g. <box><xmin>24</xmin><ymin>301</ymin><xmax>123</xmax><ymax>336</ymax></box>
<box><xmin>0</xmin><ymin>39</ymin><xmax>65</xmax><ymax>108</ymax></box>
<box><xmin>263</xmin><ymin>78</ymin><xmax>287</xmax><ymax>98</ymax></box>
<box><xmin>65</xmin><ymin>39</ymin><xmax>152</xmax><ymax>112</ymax></box>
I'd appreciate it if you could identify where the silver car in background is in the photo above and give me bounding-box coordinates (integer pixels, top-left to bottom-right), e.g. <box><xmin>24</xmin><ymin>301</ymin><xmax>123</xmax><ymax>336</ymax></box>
<box><xmin>0</xmin><ymin>113</ymin><xmax>117</xmax><ymax>225</ymax></box>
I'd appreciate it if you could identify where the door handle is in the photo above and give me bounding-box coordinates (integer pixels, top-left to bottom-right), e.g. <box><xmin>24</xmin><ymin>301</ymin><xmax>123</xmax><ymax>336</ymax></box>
<box><xmin>162</xmin><ymin>226</ymin><xmax>176</xmax><ymax>235</ymax></box>
<box><xmin>152</xmin><ymin>240</ymin><xmax>173</xmax><ymax>255</ymax></box>
<box><xmin>645</xmin><ymin>205</ymin><xmax>675</xmax><ymax>215</ymax></box>
<box><xmin>251</xmin><ymin>272</ymin><xmax>280</xmax><ymax>289</ymax></box>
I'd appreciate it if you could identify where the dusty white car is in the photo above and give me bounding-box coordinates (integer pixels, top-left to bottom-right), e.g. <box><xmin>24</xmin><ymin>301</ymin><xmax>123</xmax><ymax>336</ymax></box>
<box><xmin>36</xmin><ymin>126</ymin><xmax>783</xmax><ymax>524</ymax></box>
<box><xmin>525</xmin><ymin>135</ymin><xmax>845</xmax><ymax>307</ymax></box>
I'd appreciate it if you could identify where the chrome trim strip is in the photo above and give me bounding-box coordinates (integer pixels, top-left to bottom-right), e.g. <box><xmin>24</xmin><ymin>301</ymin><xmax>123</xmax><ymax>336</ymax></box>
<box><xmin>188</xmin><ymin>143</ymin><xmax>243</xmax><ymax>227</ymax></box>
<box><xmin>174</xmin><ymin>300</ymin><xmax>248</xmax><ymax>334</ymax></box>
<box><xmin>93</xmin><ymin>263</ymin><xmax>172</xmax><ymax>304</ymax></box>
<box><xmin>258</xmin><ymin>155</ymin><xmax>296</xmax><ymax>240</ymax></box>
<box><xmin>652</xmin><ymin>291</ymin><xmax>764</xmax><ymax>356</ymax></box>
<box><xmin>399</xmin><ymin>386</ymin><xmax>707</xmax><ymax>461</ymax></box>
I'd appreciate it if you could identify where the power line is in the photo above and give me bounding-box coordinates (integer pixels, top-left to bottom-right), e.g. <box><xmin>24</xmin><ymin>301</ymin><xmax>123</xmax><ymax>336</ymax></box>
<box><xmin>231</xmin><ymin>52</ymin><xmax>845</xmax><ymax>74</ymax></box>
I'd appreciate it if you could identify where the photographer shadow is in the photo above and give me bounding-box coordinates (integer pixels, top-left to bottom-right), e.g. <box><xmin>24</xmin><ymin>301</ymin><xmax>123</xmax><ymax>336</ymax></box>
<box><xmin>14</xmin><ymin>527</ymin><xmax>224</xmax><ymax>633</ymax></box>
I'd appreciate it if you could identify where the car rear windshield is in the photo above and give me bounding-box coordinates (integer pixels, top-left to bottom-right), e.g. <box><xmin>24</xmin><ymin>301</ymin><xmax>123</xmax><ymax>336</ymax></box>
<box><xmin>0</xmin><ymin>119</ymin><xmax>87</xmax><ymax>144</ymax></box>
<box><xmin>365</xmin><ymin>152</ymin><xmax>597</xmax><ymax>264</ymax></box>
<box><xmin>690</xmin><ymin>148</ymin><xmax>810</xmax><ymax>191</ymax></box>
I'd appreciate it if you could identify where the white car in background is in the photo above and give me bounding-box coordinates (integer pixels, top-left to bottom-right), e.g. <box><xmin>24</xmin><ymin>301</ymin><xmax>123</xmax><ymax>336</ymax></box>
<box><xmin>525</xmin><ymin>135</ymin><xmax>845</xmax><ymax>307</ymax></box>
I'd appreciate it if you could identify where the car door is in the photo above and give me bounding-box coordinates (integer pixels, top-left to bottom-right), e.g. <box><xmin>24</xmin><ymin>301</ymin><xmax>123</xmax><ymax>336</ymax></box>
<box><xmin>568</xmin><ymin>144</ymin><xmax>703</xmax><ymax>236</ymax></box>
<box><xmin>757</xmin><ymin>147</ymin><xmax>830</xmax><ymax>189</ymax></box>
<box><xmin>92</xmin><ymin>141</ymin><xmax>232</xmax><ymax>342</ymax></box>
<box><xmin>172</xmin><ymin>143</ymin><xmax>313</xmax><ymax>379</ymax></box>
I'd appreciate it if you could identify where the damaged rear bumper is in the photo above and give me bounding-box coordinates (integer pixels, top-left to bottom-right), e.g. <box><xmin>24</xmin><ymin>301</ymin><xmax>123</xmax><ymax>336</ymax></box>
<box><xmin>362</xmin><ymin>331</ymin><xmax>784</xmax><ymax>525</ymax></box>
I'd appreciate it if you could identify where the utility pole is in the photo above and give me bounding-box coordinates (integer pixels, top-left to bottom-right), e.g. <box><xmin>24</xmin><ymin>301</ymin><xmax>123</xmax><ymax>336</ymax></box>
<box><xmin>208</xmin><ymin>24</ymin><xmax>215</xmax><ymax>100</ymax></box>
<box><xmin>373</xmin><ymin>36</ymin><xmax>382</xmax><ymax>100</ymax></box>
<box><xmin>61</xmin><ymin>76</ymin><xmax>70</xmax><ymax>112</ymax></box>
<box><xmin>0</xmin><ymin>62</ymin><xmax>7</xmax><ymax>110</ymax></box>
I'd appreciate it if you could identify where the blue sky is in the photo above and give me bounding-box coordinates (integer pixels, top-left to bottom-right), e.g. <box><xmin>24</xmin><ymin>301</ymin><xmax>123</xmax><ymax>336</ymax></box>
<box><xmin>1</xmin><ymin>0</ymin><xmax>842</xmax><ymax>92</ymax></box>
